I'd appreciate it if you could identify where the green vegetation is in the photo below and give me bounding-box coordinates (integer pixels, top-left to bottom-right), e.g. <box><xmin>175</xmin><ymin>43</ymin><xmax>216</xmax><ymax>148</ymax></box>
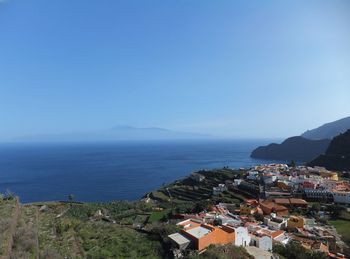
<box><xmin>187</xmin><ymin>244</ymin><xmax>251</xmax><ymax>259</ymax></box>
<box><xmin>274</xmin><ymin>242</ymin><xmax>328</xmax><ymax>259</ymax></box>
<box><xmin>77</xmin><ymin>222</ymin><xmax>161</xmax><ymax>258</ymax></box>
<box><xmin>329</xmin><ymin>219</ymin><xmax>350</xmax><ymax>244</ymax></box>
<box><xmin>11</xmin><ymin>206</ymin><xmax>38</xmax><ymax>259</ymax></box>
<box><xmin>0</xmin><ymin>199</ymin><xmax>164</xmax><ymax>258</ymax></box>
<box><xmin>0</xmin><ymin>197</ymin><xmax>18</xmax><ymax>256</ymax></box>
<box><xmin>148</xmin><ymin>210</ymin><xmax>168</xmax><ymax>223</ymax></box>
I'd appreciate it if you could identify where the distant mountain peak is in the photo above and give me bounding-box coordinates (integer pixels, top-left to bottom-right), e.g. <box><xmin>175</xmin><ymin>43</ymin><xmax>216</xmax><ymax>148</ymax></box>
<box><xmin>111</xmin><ymin>125</ymin><xmax>171</xmax><ymax>132</ymax></box>
<box><xmin>250</xmin><ymin>116</ymin><xmax>350</xmax><ymax>162</ymax></box>
<box><xmin>301</xmin><ymin>116</ymin><xmax>350</xmax><ymax>140</ymax></box>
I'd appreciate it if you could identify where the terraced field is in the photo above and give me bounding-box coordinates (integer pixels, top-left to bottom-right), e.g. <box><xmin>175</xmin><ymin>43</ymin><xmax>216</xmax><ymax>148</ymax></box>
<box><xmin>150</xmin><ymin>168</ymin><xmax>247</xmax><ymax>205</ymax></box>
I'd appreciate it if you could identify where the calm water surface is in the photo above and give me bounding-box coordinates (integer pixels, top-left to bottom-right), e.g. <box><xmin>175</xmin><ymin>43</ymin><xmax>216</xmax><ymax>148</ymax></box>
<box><xmin>0</xmin><ymin>140</ymin><xmax>278</xmax><ymax>203</ymax></box>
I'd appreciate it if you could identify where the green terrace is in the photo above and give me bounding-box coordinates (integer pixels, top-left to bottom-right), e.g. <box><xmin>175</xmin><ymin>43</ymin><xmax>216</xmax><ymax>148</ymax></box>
<box><xmin>150</xmin><ymin>168</ymin><xmax>247</xmax><ymax>205</ymax></box>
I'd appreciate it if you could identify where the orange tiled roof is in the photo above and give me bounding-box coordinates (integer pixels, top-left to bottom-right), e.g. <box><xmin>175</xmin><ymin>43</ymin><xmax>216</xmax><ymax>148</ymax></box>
<box><xmin>260</xmin><ymin>229</ymin><xmax>284</xmax><ymax>239</ymax></box>
<box><xmin>274</xmin><ymin>198</ymin><xmax>290</xmax><ymax>205</ymax></box>
<box><xmin>289</xmin><ymin>198</ymin><xmax>307</xmax><ymax>205</ymax></box>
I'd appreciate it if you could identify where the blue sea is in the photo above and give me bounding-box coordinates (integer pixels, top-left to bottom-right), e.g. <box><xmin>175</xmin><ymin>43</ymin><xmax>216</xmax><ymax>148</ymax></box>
<box><xmin>0</xmin><ymin>140</ymin><xmax>278</xmax><ymax>203</ymax></box>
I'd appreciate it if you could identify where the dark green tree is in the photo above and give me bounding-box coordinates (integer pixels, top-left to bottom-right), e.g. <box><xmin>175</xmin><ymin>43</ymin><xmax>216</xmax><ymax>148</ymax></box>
<box><xmin>68</xmin><ymin>194</ymin><xmax>75</xmax><ymax>202</ymax></box>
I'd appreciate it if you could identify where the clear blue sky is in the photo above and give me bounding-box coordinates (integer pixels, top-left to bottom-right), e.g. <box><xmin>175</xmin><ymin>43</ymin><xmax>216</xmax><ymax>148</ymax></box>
<box><xmin>0</xmin><ymin>0</ymin><xmax>349</xmax><ymax>140</ymax></box>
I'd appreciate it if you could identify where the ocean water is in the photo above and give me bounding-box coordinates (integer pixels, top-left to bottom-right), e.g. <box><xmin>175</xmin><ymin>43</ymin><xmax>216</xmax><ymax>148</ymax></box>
<box><xmin>0</xmin><ymin>140</ymin><xmax>278</xmax><ymax>203</ymax></box>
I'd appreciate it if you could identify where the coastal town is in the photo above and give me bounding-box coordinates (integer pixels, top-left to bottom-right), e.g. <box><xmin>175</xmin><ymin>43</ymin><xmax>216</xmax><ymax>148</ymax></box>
<box><xmin>0</xmin><ymin>163</ymin><xmax>349</xmax><ymax>258</ymax></box>
<box><xmin>148</xmin><ymin>164</ymin><xmax>350</xmax><ymax>258</ymax></box>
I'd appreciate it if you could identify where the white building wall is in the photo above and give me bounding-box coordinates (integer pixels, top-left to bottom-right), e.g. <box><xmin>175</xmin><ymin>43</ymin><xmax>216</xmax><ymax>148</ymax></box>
<box><xmin>234</xmin><ymin>227</ymin><xmax>251</xmax><ymax>247</ymax></box>
<box><xmin>250</xmin><ymin>235</ymin><xmax>272</xmax><ymax>251</ymax></box>
<box><xmin>332</xmin><ymin>192</ymin><xmax>350</xmax><ymax>204</ymax></box>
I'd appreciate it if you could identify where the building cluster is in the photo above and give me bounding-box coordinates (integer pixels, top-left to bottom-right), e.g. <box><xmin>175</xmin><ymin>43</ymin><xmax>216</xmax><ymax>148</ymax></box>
<box><xmin>234</xmin><ymin>164</ymin><xmax>350</xmax><ymax>204</ymax></box>
<box><xmin>168</xmin><ymin>164</ymin><xmax>349</xmax><ymax>258</ymax></box>
<box><xmin>168</xmin><ymin>200</ymin><xmax>346</xmax><ymax>258</ymax></box>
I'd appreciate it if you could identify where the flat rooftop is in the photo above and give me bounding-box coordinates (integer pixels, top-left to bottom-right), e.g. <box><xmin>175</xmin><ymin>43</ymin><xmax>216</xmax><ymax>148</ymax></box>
<box><xmin>186</xmin><ymin>226</ymin><xmax>211</xmax><ymax>239</ymax></box>
<box><xmin>168</xmin><ymin>233</ymin><xmax>191</xmax><ymax>245</ymax></box>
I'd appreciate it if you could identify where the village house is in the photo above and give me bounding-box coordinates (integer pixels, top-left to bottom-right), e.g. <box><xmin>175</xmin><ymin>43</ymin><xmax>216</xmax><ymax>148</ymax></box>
<box><xmin>233</xmin><ymin>179</ymin><xmax>242</xmax><ymax>186</ymax></box>
<box><xmin>332</xmin><ymin>190</ymin><xmax>350</xmax><ymax>204</ymax></box>
<box><xmin>213</xmin><ymin>184</ymin><xmax>227</xmax><ymax>195</ymax></box>
<box><xmin>247</xmin><ymin>171</ymin><xmax>259</xmax><ymax>180</ymax></box>
<box><xmin>287</xmin><ymin>216</ymin><xmax>304</xmax><ymax>229</ymax></box>
<box><xmin>276</xmin><ymin>180</ymin><xmax>293</xmax><ymax>190</ymax></box>
<box><xmin>233</xmin><ymin>226</ymin><xmax>251</xmax><ymax>247</ymax></box>
<box><xmin>190</xmin><ymin>173</ymin><xmax>205</xmax><ymax>182</ymax></box>
<box><xmin>171</xmin><ymin>219</ymin><xmax>238</xmax><ymax>251</ymax></box>
<box><xmin>263</xmin><ymin>214</ymin><xmax>287</xmax><ymax>230</ymax></box>
<box><xmin>319</xmin><ymin>170</ymin><xmax>339</xmax><ymax>181</ymax></box>
<box><xmin>246</xmin><ymin>223</ymin><xmax>289</xmax><ymax>245</ymax></box>
<box><xmin>250</xmin><ymin>233</ymin><xmax>272</xmax><ymax>251</ymax></box>
<box><xmin>170</xmin><ymin>219</ymin><xmax>252</xmax><ymax>251</ymax></box>
<box><xmin>304</xmin><ymin>189</ymin><xmax>333</xmax><ymax>202</ymax></box>
<box><xmin>274</xmin><ymin>198</ymin><xmax>308</xmax><ymax>209</ymax></box>
<box><xmin>240</xmin><ymin>204</ymin><xmax>259</xmax><ymax>215</ymax></box>
<box><xmin>262</xmin><ymin>173</ymin><xmax>277</xmax><ymax>185</ymax></box>
<box><xmin>168</xmin><ymin>233</ymin><xmax>191</xmax><ymax>250</ymax></box>
<box><xmin>259</xmin><ymin>200</ymin><xmax>289</xmax><ymax>216</ymax></box>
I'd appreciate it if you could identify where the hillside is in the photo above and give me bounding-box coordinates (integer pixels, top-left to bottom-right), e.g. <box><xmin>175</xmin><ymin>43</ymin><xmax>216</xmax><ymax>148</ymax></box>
<box><xmin>0</xmin><ymin>197</ymin><xmax>164</xmax><ymax>258</ymax></box>
<box><xmin>250</xmin><ymin>136</ymin><xmax>330</xmax><ymax>162</ymax></box>
<box><xmin>301</xmin><ymin>116</ymin><xmax>350</xmax><ymax>140</ymax></box>
<box><xmin>0</xmin><ymin>169</ymin><xmax>250</xmax><ymax>259</ymax></box>
<box><xmin>250</xmin><ymin>116</ymin><xmax>350</xmax><ymax>161</ymax></box>
<box><xmin>308</xmin><ymin>130</ymin><xmax>350</xmax><ymax>171</ymax></box>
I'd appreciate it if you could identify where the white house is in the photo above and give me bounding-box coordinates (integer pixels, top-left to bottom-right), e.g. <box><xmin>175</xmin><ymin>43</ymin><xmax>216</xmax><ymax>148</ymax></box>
<box><xmin>213</xmin><ymin>184</ymin><xmax>227</xmax><ymax>195</ymax></box>
<box><xmin>247</xmin><ymin>171</ymin><xmax>259</xmax><ymax>180</ymax></box>
<box><xmin>263</xmin><ymin>215</ymin><xmax>287</xmax><ymax>230</ymax></box>
<box><xmin>190</xmin><ymin>173</ymin><xmax>205</xmax><ymax>182</ymax></box>
<box><xmin>250</xmin><ymin>234</ymin><xmax>272</xmax><ymax>251</ymax></box>
<box><xmin>234</xmin><ymin>226</ymin><xmax>251</xmax><ymax>247</ymax></box>
<box><xmin>233</xmin><ymin>179</ymin><xmax>242</xmax><ymax>186</ymax></box>
<box><xmin>332</xmin><ymin>191</ymin><xmax>350</xmax><ymax>204</ymax></box>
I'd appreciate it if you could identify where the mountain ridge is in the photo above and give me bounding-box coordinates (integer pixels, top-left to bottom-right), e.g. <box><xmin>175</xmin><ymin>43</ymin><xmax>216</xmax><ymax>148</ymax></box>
<box><xmin>250</xmin><ymin>136</ymin><xmax>330</xmax><ymax>162</ymax></box>
<box><xmin>301</xmin><ymin>116</ymin><xmax>350</xmax><ymax>140</ymax></box>
<box><xmin>308</xmin><ymin>129</ymin><xmax>350</xmax><ymax>171</ymax></box>
<box><xmin>251</xmin><ymin>116</ymin><xmax>350</xmax><ymax>161</ymax></box>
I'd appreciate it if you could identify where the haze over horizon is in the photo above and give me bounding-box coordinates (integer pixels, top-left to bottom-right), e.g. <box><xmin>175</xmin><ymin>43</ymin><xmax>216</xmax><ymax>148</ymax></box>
<box><xmin>1</xmin><ymin>0</ymin><xmax>349</xmax><ymax>141</ymax></box>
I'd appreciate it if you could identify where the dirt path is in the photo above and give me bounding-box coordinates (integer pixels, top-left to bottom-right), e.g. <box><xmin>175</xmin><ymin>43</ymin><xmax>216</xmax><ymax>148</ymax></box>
<box><xmin>2</xmin><ymin>198</ymin><xmax>20</xmax><ymax>259</ymax></box>
<box><xmin>35</xmin><ymin>207</ymin><xmax>40</xmax><ymax>259</ymax></box>
<box><xmin>73</xmin><ymin>234</ymin><xmax>85</xmax><ymax>258</ymax></box>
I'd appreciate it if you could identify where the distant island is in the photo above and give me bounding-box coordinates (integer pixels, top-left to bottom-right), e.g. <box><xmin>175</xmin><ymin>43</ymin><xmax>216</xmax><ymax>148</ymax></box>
<box><xmin>13</xmin><ymin>125</ymin><xmax>211</xmax><ymax>142</ymax></box>
<box><xmin>251</xmin><ymin>116</ymin><xmax>350</xmax><ymax>162</ymax></box>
